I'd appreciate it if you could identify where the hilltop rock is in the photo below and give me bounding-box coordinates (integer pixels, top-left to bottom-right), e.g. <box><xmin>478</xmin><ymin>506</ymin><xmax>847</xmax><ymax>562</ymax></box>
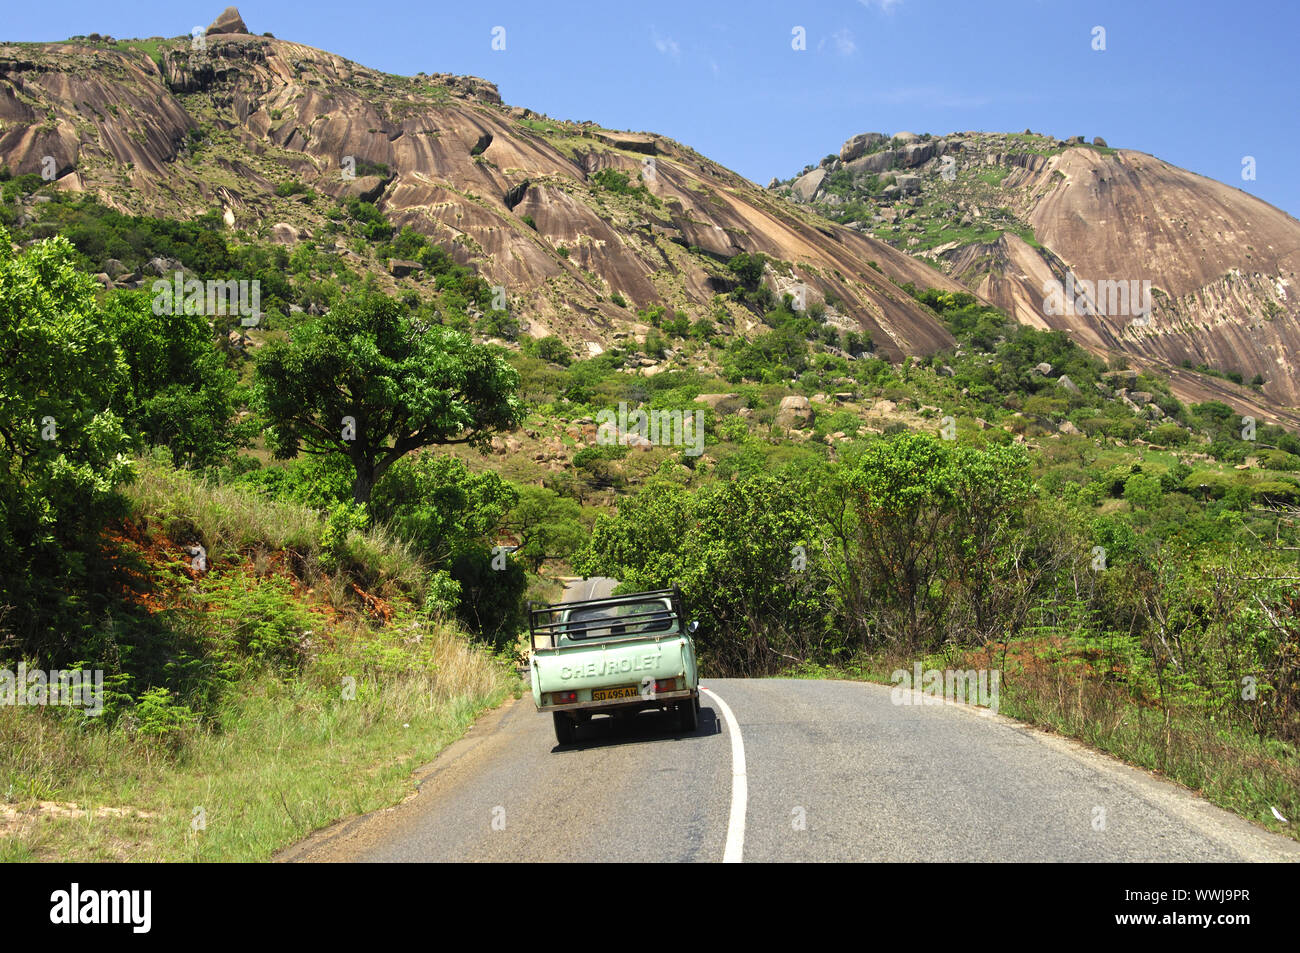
<box><xmin>206</xmin><ymin>7</ymin><xmax>249</xmax><ymax>35</ymax></box>
<box><xmin>840</xmin><ymin>132</ymin><xmax>886</xmax><ymax>163</ymax></box>
<box><xmin>778</xmin><ymin>126</ymin><xmax>1300</xmax><ymax>417</ymax></box>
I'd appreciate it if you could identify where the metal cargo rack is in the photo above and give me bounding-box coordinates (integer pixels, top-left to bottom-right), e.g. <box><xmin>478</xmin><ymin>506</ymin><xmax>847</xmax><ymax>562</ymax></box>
<box><xmin>528</xmin><ymin>586</ymin><xmax>686</xmax><ymax>650</ymax></box>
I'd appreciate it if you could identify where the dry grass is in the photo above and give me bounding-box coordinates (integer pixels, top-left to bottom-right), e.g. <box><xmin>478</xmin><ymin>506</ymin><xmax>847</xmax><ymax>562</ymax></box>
<box><xmin>124</xmin><ymin>454</ymin><xmax>427</xmax><ymax>595</ymax></box>
<box><xmin>0</xmin><ymin>614</ymin><xmax>517</xmax><ymax>861</ymax></box>
<box><xmin>0</xmin><ymin>455</ymin><xmax>519</xmax><ymax>861</ymax></box>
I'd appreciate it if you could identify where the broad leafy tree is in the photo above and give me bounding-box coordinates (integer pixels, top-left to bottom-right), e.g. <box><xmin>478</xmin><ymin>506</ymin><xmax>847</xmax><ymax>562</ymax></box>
<box><xmin>254</xmin><ymin>290</ymin><xmax>523</xmax><ymax>506</ymax></box>
<box><xmin>0</xmin><ymin>231</ymin><xmax>133</xmax><ymax>659</ymax></box>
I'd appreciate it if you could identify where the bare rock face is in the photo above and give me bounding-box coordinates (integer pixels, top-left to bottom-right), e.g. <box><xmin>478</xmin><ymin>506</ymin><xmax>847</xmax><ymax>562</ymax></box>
<box><xmin>207</xmin><ymin>7</ymin><xmax>249</xmax><ymax>35</ymax></box>
<box><xmin>789</xmin><ymin>126</ymin><xmax>1300</xmax><ymax>416</ymax></box>
<box><xmin>0</xmin><ymin>31</ymin><xmax>971</xmax><ymax>366</ymax></box>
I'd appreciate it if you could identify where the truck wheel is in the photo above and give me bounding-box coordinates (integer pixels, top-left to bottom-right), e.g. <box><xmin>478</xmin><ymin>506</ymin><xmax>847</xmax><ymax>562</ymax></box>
<box><xmin>678</xmin><ymin>696</ymin><xmax>699</xmax><ymax>732</ymax></box>
<box><xmin>553</xmin><ymin>712</ymin><xmax>576</xmax><ymax>745</ymax></box>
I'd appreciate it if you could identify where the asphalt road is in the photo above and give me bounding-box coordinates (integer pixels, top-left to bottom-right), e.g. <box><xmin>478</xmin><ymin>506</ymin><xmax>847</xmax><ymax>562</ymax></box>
<box><xmin>281</xmin><ymin>580</ymin><xmax>1300</xmax><ymax>863</ymax></box>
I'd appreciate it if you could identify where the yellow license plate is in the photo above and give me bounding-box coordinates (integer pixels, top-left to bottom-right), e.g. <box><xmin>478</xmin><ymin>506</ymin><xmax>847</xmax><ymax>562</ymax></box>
<box><xmin>591</xmin><ymin>685</ymin><xmax>641</xmax><ymax>702</ymax></box>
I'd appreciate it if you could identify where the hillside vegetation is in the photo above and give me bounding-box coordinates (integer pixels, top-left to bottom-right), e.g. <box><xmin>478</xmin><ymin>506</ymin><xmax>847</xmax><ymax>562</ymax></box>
<box><xmin>2</xmin><ymin>28</ymin><xmax>1299</xmax><ymax>850</ymax></box>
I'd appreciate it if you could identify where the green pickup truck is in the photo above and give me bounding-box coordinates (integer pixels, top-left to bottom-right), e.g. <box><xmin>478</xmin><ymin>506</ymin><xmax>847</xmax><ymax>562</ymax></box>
<box><xmin>529</xmin><ymin>586</ymin><xmax>701</xmax><ymax>745</ymax></box>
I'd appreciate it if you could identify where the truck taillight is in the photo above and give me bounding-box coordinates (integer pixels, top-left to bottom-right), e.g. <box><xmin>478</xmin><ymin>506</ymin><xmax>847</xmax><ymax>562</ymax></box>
<box><xmin>551</xmin><ymin>690</ymin><xmax>577</xmax><ymax>704</ymax></box>
<box><xmin>654</xmin><ymin>678</ymin><xmax>679</xmax><ymax>693</ymax></box>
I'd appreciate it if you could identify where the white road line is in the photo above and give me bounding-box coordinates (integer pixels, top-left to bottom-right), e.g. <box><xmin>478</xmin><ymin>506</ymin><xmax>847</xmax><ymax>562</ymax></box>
<box><xmin>701</xmin><ymin>686</ymin><xmax>746</xmax><ymax>863</ymax></box>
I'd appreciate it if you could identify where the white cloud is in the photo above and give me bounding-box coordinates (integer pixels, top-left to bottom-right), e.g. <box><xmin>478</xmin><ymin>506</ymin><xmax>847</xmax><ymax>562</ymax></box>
<box><xmin>817</xmin><ymin>28</ymin><xmax>858</xmax><ymax>56</ymax></box>
<box><xmin>859</xmin><ymin>0</ymin><xmax>904</xmax><ymax>11</ymax></box>
<box><xmin>651</xmin><ymin>28</ymin><xmax>680</xmax><ymax>58</ymax></box>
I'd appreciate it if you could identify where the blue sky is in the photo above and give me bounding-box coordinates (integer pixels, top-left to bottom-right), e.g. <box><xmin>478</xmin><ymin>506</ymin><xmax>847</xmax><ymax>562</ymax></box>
<box><xmin>8</xmin><ymin>1</ymin><xmax>1298</xmax><ymax>215</ymax></box>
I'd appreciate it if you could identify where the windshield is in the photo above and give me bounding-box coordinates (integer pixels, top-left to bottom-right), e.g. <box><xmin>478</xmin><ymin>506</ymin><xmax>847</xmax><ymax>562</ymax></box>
<box><xmin>560</xmin><ymin>598</ymin><xmax>677</xmax><ymax>642</ymax></box>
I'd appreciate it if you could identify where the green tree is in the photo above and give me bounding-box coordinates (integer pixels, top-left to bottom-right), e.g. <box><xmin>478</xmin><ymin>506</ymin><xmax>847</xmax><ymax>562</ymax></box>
<box><xmin>100</xmin><ymin>290</ymin><xmax>249</xmax><ymax>467</ymax></box>
<box><xmin>0</xmin><ymin>231</ymin><xmax>134</xmax><ymax>660</ymax></box>
<box><xmin>254</xmin><ymin>290</ymin><xmax>523</xmax><ymax>505</ymax></box>
<box><xmin>505</xmin><ymin>485</ymin><xmax>586</xmax><ymax>571</ymax></box>
<box><xmin>576</xmin><ymin>472</ymin><xmax>832</xmax><ymax>672</ymax></box>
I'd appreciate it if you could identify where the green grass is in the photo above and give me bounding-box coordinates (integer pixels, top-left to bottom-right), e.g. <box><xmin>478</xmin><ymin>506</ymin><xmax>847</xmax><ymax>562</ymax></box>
<box><xmin>0</xmin><ymin>453</ymin><xmax>518</xmax><ymax>861</ymax></box>
<box><xmin>0</xmin><ymin>666</ymin><xmax>515</xmax><ymax>861</ymax></box>
<box><xmin>110</xmin><ymin>38</ymin><xmax>170</xmax><ymax>70</ymax></box>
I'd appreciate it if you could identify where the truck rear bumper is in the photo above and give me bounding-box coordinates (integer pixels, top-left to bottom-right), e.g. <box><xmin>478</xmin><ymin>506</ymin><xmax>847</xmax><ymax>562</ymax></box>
<box><xmin>539</xmin><ymin>688</ymin><xmax>695</xmax><ymax>714</ymax></box>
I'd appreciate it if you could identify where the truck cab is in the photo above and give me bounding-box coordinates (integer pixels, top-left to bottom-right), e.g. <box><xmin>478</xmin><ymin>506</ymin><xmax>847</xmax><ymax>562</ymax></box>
<box><xmin>529</xmin><ymin>586</ymin><xmax>700</xmax><ymax>745</ymax></box>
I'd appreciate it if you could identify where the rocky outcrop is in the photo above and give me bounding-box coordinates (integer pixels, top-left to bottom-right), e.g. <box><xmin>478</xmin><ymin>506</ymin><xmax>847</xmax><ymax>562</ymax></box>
<box><xmin>207</xmin><ymin>7</ymin><xmax>249</xmax><ymax>35</ymax></box>
<box><xmin>780</xmin><ymin>128</ymin><xmax>1300</xmax><ymax>415</ymax></box>
<box><xmin>840</xmin><ymin>132</ymin><xmax>886</xmax><ymax>162</ymax></box>
<box><xmin>0</xmin><ymin>31</ymin><xmax>970</xmax><ymax>365</ymax></box>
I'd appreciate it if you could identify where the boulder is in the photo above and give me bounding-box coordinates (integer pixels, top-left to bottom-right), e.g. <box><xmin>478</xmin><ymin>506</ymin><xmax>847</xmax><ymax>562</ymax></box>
<box><xmin>1057</xmin><ymin>375</ymin><xmax>1080</xmax><ymax>394</ymax></box>
<box><xmin>846</xmin><ymin>150</ymin><xmax>897</xmax><ymax>175</ymax></box>
<box><xmin>206</xmin><ymin>7</ymin><xmax>249</xmax><ymax>36</ymax></box>
<box><xmin>791</xmin><ymin>168</ymin><xmax>826</xmax><ymax>203</ymax></box>
<box><xmin>1034</xmin><ymin>362</ymin><xmax>1053</xmax><ymax>375</ymax></box>
<box><xmin>892</xmin><ymin>131</ymin><xmax>921</xmax><ymax>144</ymax></box>
<box><xmin>1093</xmin><ymin>136</ymin><xmax>1108</xmax><ymax>147</ymax></box>
<box><xmin>899</xmin><ymin>142</ymin><xmax>934</xmax><ymax>167</ymax></box>
<box><xmin>270</xmin><ymin>222</ymin><xmax>301</xmax><ymax>244</ymax></box>
<box><xmin>895</xmin><ymin>174</ymin><xmax>922</xmax><ymax>194</ymax></box>
<box><xmin>775</xmin><ymin>395</ymin><xmax>813</xmax><ymax>429</ymax></box>
<box><xmin>840</xmin><ymin>132</ymin><xmax>886</xmax><ymax>163</ymax></box>
<box><xmin>145</xmin><ymin>256</ymin><xmax>182</xmax><ymax>276</ymax></box>
<box><xmin>387</xmin><ymin>258</ymin><xmax>423</xmax><ymax>278</ymax></box>
<box><xmin>695</xmin><ymin>393</ymin><xmax>742</xmax><ymax>411</ymax></box>
<box><xmin>1059</xmin><ymin>420</ymin><xmax>1083</xmax><ymax>436</ymax></box>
